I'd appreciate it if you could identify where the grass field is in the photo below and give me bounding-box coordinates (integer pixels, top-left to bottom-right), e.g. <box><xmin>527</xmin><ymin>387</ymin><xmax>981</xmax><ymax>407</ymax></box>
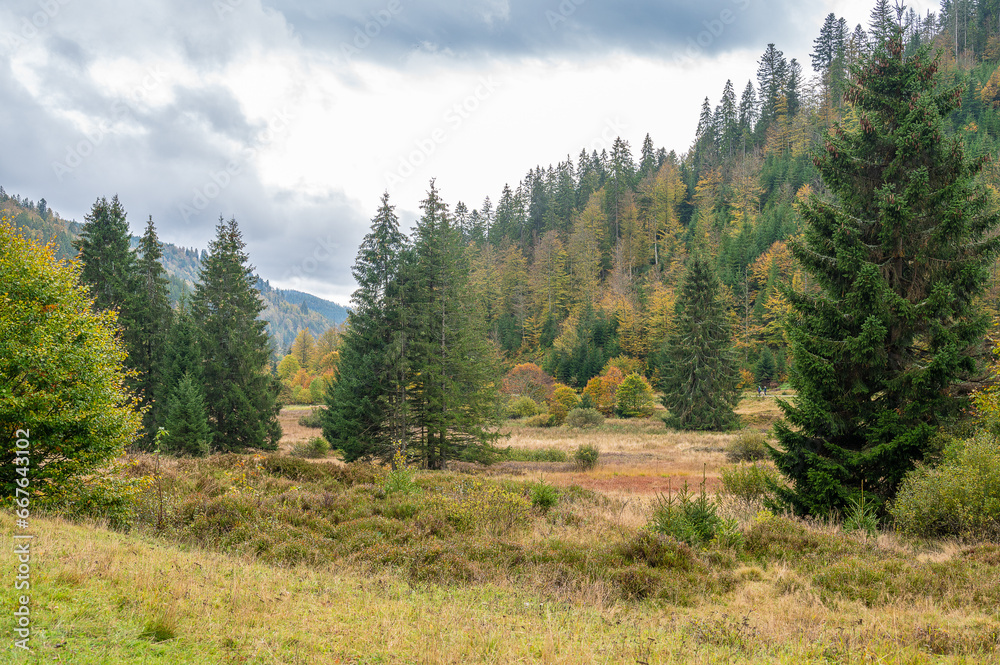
<box><xmin>2</xmin><ymin>392</ymin><xmax>998</xmax><ymax>664</ymax></box>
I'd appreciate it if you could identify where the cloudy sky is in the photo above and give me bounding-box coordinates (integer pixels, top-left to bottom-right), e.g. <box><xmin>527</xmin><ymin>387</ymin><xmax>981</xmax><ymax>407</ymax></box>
<box><xmin>0</xmin><ymin>0</ymin><xmax>935</xmax><ymax>304</ymax></box>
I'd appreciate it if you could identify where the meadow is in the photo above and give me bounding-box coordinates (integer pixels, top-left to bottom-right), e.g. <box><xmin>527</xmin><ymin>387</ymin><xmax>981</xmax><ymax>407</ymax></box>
<box><xmin>3</xmin><ymin>393</ymin><xmax>999</xmax><ymax>664</ymax></box>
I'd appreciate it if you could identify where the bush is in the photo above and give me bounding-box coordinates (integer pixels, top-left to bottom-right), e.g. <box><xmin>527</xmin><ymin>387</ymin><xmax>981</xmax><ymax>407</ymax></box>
<box><xmin>649</xmin><ymin>480</ymin><xmax>739</xmax><ymax>549</ymax></box>
<box><xmin>500</xmin><ymin>447</ymin><xmax>568</xmax><ymax>462</ymax></box>
<box><xmin>720</xmin><ymin>462</ymin><xmax>783</xmax><ymax>504</ymax></box>
<box><xmin>891</xmin><ymin>433</ymin><xmax>1000</xmax><ymax>540</ymax></box>
<box><xmin>726</xmin><ymin>431</ymin><xmax>770</xmax><ymax>462</ymax></box>
<box><xmin>548</xmin><ymin>385</ymin><xmax>581</xmax><ymax>425</ymax></box>
<box><xmin>506</xmin><ymin>395</ymin><xmax>544</xmax><ymax>419</ymax></box>
<box><xmin>617</xmin><ymin>530</ymin><xmax>696</xmax><ymax>569</ymax></box>
<box><xmin>291</xmin><ymin>437</ymin><xmax>330</xmax><ymax>459</ymax></box>
<box><xmin>565</xmin><ymin>408</ymin><xmax>604</xmax><ymax>429</ymax></box>
<box><xmin>614</xmin><ymin>373</ymin><xmax>656</xmax><ymax>418</ymax></box>
<box><xmin>529</xmin><ymin>481</ymin><xmax>560</xmax><ymax>512</ymax></box>
<box><xmin>298</xmin><ymin>408</ymin><xmax>325</xmax><ymax>428</ymax></box>
<box><xmin>574</xmin><ymin>444</ymin><xmax>600</xmax><ymax>470</ymax></box>
<box><xmin>525</xmin><ymin>413</ymin><xmax>556</xmax><ymax>428</ymax></box>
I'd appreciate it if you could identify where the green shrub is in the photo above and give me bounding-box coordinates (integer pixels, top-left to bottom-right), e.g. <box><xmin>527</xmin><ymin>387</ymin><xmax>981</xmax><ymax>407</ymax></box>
<box><xmin>525</xmin><ymin>413</ymin><xmax>556</xmax><ymax>428</ymax></box>
<box><xmin>614</xmin><ymin>373</ymin><xmax>656</xmax><ymax>418</ymax></box>
<box><xmin>529</xmin><ymin>481</ymin><xmax>560</xmax><ymax>512</ymax></box>
<box><xmin>565</xmin><ymin>407</ymin><xmax>604</xmax><ymax>429</ymax></box>
<box><xmin>649</xmin><ymin>480</ymin><xmax>738</xmax><ymax>549</ymax></box>
<box><xmin>891</xmin><ymin>433</ymin><xmax>1000</xmax><ymax>540</ymax></box>
<box><xmin>720</xmin><ymin>462</ymin><xmax>783</xmax><ymax>504</ymax></box>
<box><xmin>573</xmin><ymin>444</ymin><xmax>600</xmax><ymax>470</ymax></box>
<box><xmin>261</xmin><ymin>456</ymin><xmax>330</xmax><ymax>482</ymax></box>
<box><xmin>726</xmin><ymin>431</ymin><xmax>770</xmax><ymax>462</ymax></box>
<box><xmin>298</xmin><ymin>409</ymin><xmax>325</xmax><ymax>428</ymax></box>
<box><xmin>500</xmin><ymin>447</ymin><xmax>568</xmax><ymax>463</ymax></box>
<box><xmin>617</xmin><ymin>530</ymin><xmax>696</xmax><ymax>569</ymax></box>
<box><xmin>291</xmin><ymin>437</ymin><xmax>331</xmax><ymax>459</ymax></box>
<box><xmin>506</xmin><ymin>395</ymin><xmax>544</xmax><ymax>419</ymax></box>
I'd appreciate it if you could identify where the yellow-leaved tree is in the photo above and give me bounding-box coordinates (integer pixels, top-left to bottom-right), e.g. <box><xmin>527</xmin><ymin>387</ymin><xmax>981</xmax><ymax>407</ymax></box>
<box><xmin>0</xmin><ymin>221</ymin><xmax>142</xmax><ymax>509</ymax></box>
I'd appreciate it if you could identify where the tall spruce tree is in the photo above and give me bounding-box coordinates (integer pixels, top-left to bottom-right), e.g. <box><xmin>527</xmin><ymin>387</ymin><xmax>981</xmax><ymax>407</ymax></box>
<box><xmin>192</xmin><ymin>217</ymin><xmax>281</xmax><ymax>451</ymax></box>
<box><xmin>772</xmin><ymin>32</ymin><xmax>1000</xmax><ymax>516</ymax></box>
<box><xmin>323</xmin><ymin>192</ymin><xmax>409</xmax><ymax>462</ymax></box>
<box><xmin>405</xmin><ymin>181</ymin><xmax>502</xmax><ymax>469</ymax></box>
<box><xmin>133</xmin><ymin>216</ymin><xmax>172</xmax><ymax>443</ymax></box>
<box><xmin>656</xmin><ymin>257</ymin><xmax>741</xmax><ymax>431</ymax></box>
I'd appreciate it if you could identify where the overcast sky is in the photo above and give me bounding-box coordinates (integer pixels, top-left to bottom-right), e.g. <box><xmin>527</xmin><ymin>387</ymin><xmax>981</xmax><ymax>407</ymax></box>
<box><xmin>0</xmin><ymin>0</ymin><xmax>935</xmax><ymax>304</ymax></box>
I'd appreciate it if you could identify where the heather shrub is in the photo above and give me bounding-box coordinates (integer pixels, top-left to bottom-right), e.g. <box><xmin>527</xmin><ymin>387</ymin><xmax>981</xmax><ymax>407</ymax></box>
<box><xmin>565</xmin><ymin>408</ymin><xmax>604</xmax><ymax>429</ymax></box>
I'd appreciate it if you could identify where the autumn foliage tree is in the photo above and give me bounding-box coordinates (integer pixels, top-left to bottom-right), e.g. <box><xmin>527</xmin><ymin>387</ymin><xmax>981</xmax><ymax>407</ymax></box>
<box><xmin>0</xmin><ymin>221</ymin><xmax>142</xmax><ymax>499</ymax></box>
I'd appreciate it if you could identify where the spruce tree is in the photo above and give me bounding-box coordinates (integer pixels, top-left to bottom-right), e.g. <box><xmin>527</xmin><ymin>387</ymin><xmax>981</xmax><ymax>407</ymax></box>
<box><xmin>773</xmin><ymin>32</ymin><xmax>1000</xmax><ymax>516</ymax></box>
<box><xmin>405</xmin><ymin>181</ymin><xmax>502</xmax><ymax>469</ymax></box>
<box><xmin>162</xmin><ymin>300</ymin><xmax>202</xmax><ymax>392</ymax></box>
<box><xmin>74</xmin><ymin>195</ymin><xmax>138</xmax><ymax>317</ymax></box>
<box><xmin>133</xmin><ymin>216</ymin><xmax>172</xmax><ymax>443</ymax></box>
<box><xmin>161</xmin><ymin>372</ymin><xmax>211</xmax><ymax>457</ymax></box>
<box><xmin>656</xmin><ymin>258</ymin><xmax>741</xmax><ymax>431</ymax></box>
<box><xmin>323</xmin><ymin>192</ymin><xmax>409</xmax><ymax>462</ymax></box>
<box><xmin>192</xmin><ymin>217</ymin><xmax>281</xmax><ymax>451</ymax></box>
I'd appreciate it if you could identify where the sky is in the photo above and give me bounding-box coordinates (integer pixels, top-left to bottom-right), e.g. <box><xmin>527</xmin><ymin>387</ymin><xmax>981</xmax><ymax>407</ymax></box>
<box><xmin>0</xmin><ymin>0</ymin><xmax>936</xmax><ymax>305</ymax></box>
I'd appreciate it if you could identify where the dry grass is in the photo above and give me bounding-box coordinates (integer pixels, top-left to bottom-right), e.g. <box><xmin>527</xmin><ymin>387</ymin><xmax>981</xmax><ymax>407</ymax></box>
<box><xmin>493</xmin><ymin>395</ymin><xmax>780</xmax><ymax>495</ymax></box>
<box><xmin>32</xmin><ymin>390</ymin><xmax>992</xmax><ymax>662</ymax></box>
<box><xmin>5</xmin><ymin>510</ymin><xmax>998</xmax><ymax>664</ymax></box>
<box><xmin>277</xmin><ymin>406</ymin><xmax>322</xmax><ymax>454</ymax></box>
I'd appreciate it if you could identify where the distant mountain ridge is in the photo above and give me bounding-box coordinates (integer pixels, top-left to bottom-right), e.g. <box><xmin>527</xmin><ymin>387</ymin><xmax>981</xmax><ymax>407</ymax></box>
<box><xmin>1</xmin><ymin>191</ymin><xmax>348</xmax><ymax>354</ymax></box>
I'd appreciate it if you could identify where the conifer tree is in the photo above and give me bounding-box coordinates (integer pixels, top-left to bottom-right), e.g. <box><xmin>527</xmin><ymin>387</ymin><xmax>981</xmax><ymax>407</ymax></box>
<box><xmin>192</xmin><ymin>217</ymin><xmax>281</xmax><ymax>451</ymax></box>
<box><xmin>738</xmin><ymin>81</ymin><xmax>759</xmax><ymax>149</ymax></box>
<box><xmin>756</xmin><ymin>43</ymin><xmax>788</xmax><ymax>134</ymax></box>
<box><xmin>133</xmin><ymin>216</ymin><xmax>172</xmax><ymax>442</ymax></box>
<box><xmin>718</xmin><ymin>80</ymin><xmax>739</xmax><ymax>158</ymax></box>
<box><xmin>656</xmin><ymin>257</ymin><xmax>741</xmax><ymax>431</ymax></box>
<box><xmin>868</xmin><ymin>0</ymin><xmax>895</xmax><ymax>46</ymax></box>
<box><xmin>161</xmin><ymin>372</ymin><xmax>211</xmax><ymax>457</ymax></box>
<box><xmin>773</xmin><ymin>32</ymin><xmax>1000</xmax><ymax>516</ymax></box>
<box><xmin>74</xmin><ymin>195</ymin><xmax>138</xmax><ymax>318</ymax></box>
<box><xmin>404</xmin><ymin>181</ymin><xmax>502</xmax><ymax>469</ymax></box>
<box><xmin>323</xmin><ymin>192</ymin><xmax>409</xmax><ymax>462</ymax></box>
<box><xmin>639</xmin><ymin>133</ymin><xmax>657</xmax><ymax>179</ymax></box>
<box><xmin>811</xmin><ymin>13</ymin><xmax>841</xmax><ymax>74</ymax></box>
<box><xmin>162</xmin><ymin>301</ymin><xmax>202</xmax><ymax>392</ymax></box>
